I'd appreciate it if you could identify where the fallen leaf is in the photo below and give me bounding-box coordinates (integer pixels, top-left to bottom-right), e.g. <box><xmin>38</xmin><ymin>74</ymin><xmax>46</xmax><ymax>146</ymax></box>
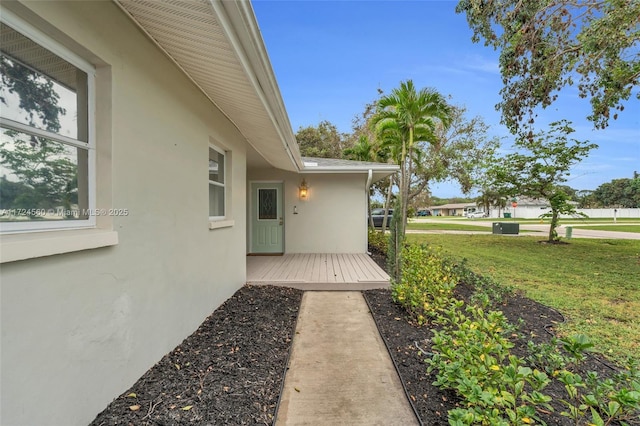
<box><xmin>182</xmin><ymin>405</ymin><xmax>193</xmax><ymax>411</ymax></box>
<box><xmin>126</xmin><ymin>393</ymin><xmax>137</xmax><ymax>398</ymax></box>
<box><xmin>223</xmin><ymin>386</ymin><xmax>230</xmax><ymax>392</ymax></box>
<box><xmin>129</xmin><ymin>405</ymin><xmax>140</xmax><ymax>411</ymax></box>
<box><xmin>294</xmin><ymin>387</ymin><xmax>301</xmax><ymax>392</ymax></box>
<box><xmin>175</xmin><ymin>364</ymin><xmax>181</xmax><ymax>370</ymax></box>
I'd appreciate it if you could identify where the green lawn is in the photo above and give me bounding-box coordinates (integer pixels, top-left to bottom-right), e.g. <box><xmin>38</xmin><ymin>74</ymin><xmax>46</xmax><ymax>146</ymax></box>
<box><xmin>406</xmin><ymin>222</ymin><xmax>492</xmax><ymax>232</ymax></box>
<box><xmin>407</xmin><ymin>233</ymin><xmax>640</xmax><ymax>363</ymax></box>
<box><xmin>576</xmin><ymin>225</ymin><xmax>640</xmax><ymax>233</ymax></box>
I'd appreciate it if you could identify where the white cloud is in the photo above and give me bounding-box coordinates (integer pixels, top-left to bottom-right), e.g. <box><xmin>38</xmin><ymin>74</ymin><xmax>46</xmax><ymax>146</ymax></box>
<box><xmin>460</xmin><ymin>54</ymin><xmax>500</xmax><ymax>74</ymax></box>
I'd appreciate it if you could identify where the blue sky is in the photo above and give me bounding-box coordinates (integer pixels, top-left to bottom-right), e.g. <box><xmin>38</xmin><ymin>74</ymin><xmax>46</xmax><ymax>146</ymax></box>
<box><xmin>252</xmin><ymin>0</ymin><xmax>639</xmax><ymax>198</ymax></box>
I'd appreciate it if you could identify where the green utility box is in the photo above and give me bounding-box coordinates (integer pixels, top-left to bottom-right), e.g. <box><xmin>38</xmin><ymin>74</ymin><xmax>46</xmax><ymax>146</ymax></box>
<box><xmin>492</xmin><ymin>222</ymin><xmax>520</xmax><ymax>235</ymax></box>
<box><xmin>566</xmin><ymin>226</ymin><xmax>573</xmax><ymax>239</ymax></box>
<box><xmin>503</xmin><ymin>213</ymin><xmax>512</xmax><ymax>218</ymax></box>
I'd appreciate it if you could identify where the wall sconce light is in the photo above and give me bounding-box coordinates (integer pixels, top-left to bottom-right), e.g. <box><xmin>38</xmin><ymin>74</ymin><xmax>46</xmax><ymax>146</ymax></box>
<box><xmin>299</xmin><ymin>178</ymin><xmax>308</xmax><ymax>200</ymax></box>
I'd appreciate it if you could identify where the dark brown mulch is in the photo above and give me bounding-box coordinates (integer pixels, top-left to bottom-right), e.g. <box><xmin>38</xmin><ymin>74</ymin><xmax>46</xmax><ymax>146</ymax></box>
<box><xmin>89</xmin><ymin>258</ymin><xmax>637</xmax><ymax>425</ymax></box>
<box><xmin>90</xmin><ymin>285</ymin><xmax>302</xmax><ymax>426</ymax></box>
<box><xmin>364</xmin><ymin>283</ymin><xmax>637</xmax><ymax>426</ymax></box>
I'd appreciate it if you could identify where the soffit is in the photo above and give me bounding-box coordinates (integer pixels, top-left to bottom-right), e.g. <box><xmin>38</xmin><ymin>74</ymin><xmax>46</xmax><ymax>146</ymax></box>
<box><xmin>1</xmin><ymin>21</ymin><xmax>78</xmax><ymax>90</ymax></box>
<box><xmin>114</xmin><ymin>0</ymin><xmax>301</xmax><ymax>172</ymax></box>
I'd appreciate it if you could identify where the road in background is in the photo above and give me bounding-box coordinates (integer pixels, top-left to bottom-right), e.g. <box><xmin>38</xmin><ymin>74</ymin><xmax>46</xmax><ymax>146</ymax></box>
<box><xmin>409</xmin><ymin>218</ymin><xmax>640</xmax><ymax>240</ymax></box>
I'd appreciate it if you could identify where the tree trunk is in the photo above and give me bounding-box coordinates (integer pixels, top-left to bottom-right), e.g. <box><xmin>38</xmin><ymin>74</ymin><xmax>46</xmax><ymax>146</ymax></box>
<box><xmin>367</xmin><ymin>189</ymin><xmax>374</xmax><ymax>228</ymax></box>
<box><xmin>548</xmin><ymin>209</ymin><xmax>559</xmax><ymax>242</ymax></box>
<box><xmin>381</xmin><ymin>175</ymin><xmax>393</xmax><ymax>233</ymax></box>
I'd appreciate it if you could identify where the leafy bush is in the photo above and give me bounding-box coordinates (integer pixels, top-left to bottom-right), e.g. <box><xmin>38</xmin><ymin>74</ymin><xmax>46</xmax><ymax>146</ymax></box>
<box><xmin>391</xmin><ymin>242</ymin><xmax>640</xmax><ymax>424</ymax></box>
<box><xmin>453</xmin><ymin>258</ymin><xmax>514</xmax><ymax>307</ymax></box>
<box><xmin>391</xmin><ymin>244</ymin><xmax>459</xmax><ymax>324</ymax></box>
<box><xmin>554</xmin><ymin>337</ymin><xmax>640</xmax><ymax>425</ymax></box>
<box><xmin>367</xmin><ymin>228</ymin><xmax>388</xmax><ymax>255</ymax></box>
<box><xmin>387</xmin><ymin>206</ymin><xmax>404</xmax><ymax>281</ymax></box>
<box><xmin>428</xmin><ymin>302</ymin><xmax>553</xmax><ymax>425</ymax></box>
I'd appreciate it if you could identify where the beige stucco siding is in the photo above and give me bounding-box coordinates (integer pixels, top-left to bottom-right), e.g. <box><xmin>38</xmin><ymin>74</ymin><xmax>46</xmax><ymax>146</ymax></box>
<box><xmin>248</xmin><ymin>169</ymin><xmax>368</xmax><ymax>253</ymax></box>
<box><xmin>0</xmin><ymin>2</ymin><xmax>247</xmax><ymax>425</ymax></box>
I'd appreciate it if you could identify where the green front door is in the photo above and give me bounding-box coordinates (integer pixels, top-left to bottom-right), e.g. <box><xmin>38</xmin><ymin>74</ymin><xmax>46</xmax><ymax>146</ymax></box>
<box><xmin>251</xmin><ymin>182</ymin><xmax>284</xmax><ymax>254</ymax></box>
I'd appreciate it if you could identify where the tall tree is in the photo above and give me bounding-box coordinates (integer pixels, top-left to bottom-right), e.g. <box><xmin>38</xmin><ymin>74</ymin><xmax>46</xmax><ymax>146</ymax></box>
<box><xmin>593</xmin><ymin>177</ymin><xmax>640</xmax><ymax>207</ymax></box>
<box><xmin>490</xmin><ymin>120</ymin><xmax>597</xmax><ymax>242</ymax></box>
<box><xmin>295</xmin><ymin>120</ymin><xmax>350</xmax><ymax>158</ymax></box>
<box><xmin>344</xmin><ymin>135</ymin><xmax>381</xmax><ymax>228</ymax></box>
<box><xmin>372</xmin><ymin>80</ymin><xmax>452</xmax><ymax>236</ymax></box>
<box><xmin>409</xmin><ymin>105</ymin><xmax>500</xmax><ymax>202</ymax></box>
<box><xmin>456</xmin><ymin>0</ymin><xmax>640</xmax><ymax>133</ymax></box>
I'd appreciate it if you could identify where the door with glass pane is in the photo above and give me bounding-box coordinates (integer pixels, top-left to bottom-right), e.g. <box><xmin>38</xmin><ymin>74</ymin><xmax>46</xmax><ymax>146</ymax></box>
<box><xmin>251</xmin><ymin>183</ymin><xmax>283</xmax><ymax>253</ymax></box>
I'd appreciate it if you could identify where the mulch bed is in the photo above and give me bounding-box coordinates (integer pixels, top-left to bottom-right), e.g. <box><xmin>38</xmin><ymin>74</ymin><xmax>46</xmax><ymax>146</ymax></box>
<box><xmin>90</xmin><ymin>257</ymin><xmax>637</xmax><ymax>425</ymax></box>
<box><xmin>363</xmin><ymin>278</ymin><xmax>638</xmax><ymax>425</ymax></box>
<box><xmin>90</xmin><ymin>285</ymin><xmax>302</xmax><ymax>425</ymax></box>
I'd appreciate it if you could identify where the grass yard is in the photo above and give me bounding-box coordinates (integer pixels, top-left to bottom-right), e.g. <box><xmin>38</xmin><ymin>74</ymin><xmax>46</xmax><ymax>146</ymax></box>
<box><xmin>407</xmin><ymin>233</ymin><xmax>640</xmax><ymax>363</ymax></box>
<box><xmin>406</xmin><ymin>222</ymin><xmax>492</xmax><ymax>232</ymax></box>
<box><xmin>576</xmin><ymin>225</ymin><xmax>640</xmax><ymax>233</ymax></box>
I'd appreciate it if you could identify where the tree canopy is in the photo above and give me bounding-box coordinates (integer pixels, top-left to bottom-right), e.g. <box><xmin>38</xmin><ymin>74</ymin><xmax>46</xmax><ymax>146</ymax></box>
<box><xmin>489</xmin><ymin>120</ymin><xmax>597</xmax><ymax>242</ymax></box>
<box><xmin>295</xmin><ymin>120</ymin><xmax>350</xmax><ymax>158</ymax></box>
<box><xmin>456</xmin><ymin>0</ymin><xmax>640</xmax><ymax>133</ymax></box>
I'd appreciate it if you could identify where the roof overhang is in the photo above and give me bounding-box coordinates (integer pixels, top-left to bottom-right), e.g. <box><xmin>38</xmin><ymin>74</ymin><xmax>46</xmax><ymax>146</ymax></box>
<box><xmin>300</xmin><ymin>157</ymin><xmax>399</xmax><ymax>183</ymax></box>
<box><xmin>114</xmin><ymin>0</ymin><xmax>303</xmax><ymax>172</ymax></box>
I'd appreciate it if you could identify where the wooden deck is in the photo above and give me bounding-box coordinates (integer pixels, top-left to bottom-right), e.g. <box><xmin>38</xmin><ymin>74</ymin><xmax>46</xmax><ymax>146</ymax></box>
<box><xmin>246</xmin><ymin>253</ymin><xmax>390</xmax><ymax>290</ymax></box>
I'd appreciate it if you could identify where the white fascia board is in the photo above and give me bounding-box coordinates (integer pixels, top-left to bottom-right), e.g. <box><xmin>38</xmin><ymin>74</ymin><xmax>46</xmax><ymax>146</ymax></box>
<box><xmin>210</xmin><ymin>0</ymin><xmax>303</xmax><ymax>171</ymax></box>
<box><xmin>300</xmin><ymin>165</ymin><xmax>400</xmax><ymax>174</ymax></box>
<box><xmin>299</xmin><ymin>168</ymin><xmax>399</xmax><ymax>174</ymax></box>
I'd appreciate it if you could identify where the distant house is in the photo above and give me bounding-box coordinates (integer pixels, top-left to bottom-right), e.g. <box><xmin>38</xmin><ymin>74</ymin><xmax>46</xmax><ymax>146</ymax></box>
<box><xmin>430</xmin><ymin>203</ymin><xmax>475</xmax><ymax>216</ymax></box>
<box><xmin>0</xmin><ymin>2</ymin><xmax>398</xmax><ymax>425</ymax></box>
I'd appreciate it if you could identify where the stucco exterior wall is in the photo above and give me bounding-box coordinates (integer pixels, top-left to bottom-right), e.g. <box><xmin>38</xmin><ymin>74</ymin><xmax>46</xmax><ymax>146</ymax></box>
<box><xmin>0</xmin><ymin>3</ymin><xmax>247</xmax><ymax>425</ymax></box>
<box><xmin>248</xmin><ymin>169</ymin><xmax>368</xmax><ymax>253</ymax></box>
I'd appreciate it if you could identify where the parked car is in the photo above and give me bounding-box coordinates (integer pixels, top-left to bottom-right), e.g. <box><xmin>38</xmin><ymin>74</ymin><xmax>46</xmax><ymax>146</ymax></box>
<box><xmin>369</xmin><ymin>208</ymin><xmax>394</xmax><ymax>227</ymax></box>
<box><xmin>416</xmin><ymin>209</ymin><xmax>432</xmax><ymax>216</ymax></box>
<box><xmin>466</xmin><ymin>210</ymin><xmax>488</xmax><ymax>218</ymax></box>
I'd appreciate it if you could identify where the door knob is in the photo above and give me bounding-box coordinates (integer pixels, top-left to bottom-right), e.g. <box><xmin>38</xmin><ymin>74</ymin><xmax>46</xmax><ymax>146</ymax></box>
<box><xmin>279</xmin><ymin>217</ymin><xmax>283</xmax><ymax>225</ymax></box>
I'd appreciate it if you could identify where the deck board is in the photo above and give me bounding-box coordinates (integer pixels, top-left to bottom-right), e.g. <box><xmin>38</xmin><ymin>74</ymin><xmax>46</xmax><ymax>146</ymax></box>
<box><xmin>247</xmin><ymin>253</ymin><xmax>390</xmax><ymax>290</ymax></box>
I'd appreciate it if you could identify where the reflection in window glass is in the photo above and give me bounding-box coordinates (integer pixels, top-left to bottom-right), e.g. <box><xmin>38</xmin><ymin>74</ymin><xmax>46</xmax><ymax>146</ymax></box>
<box><xmin>0</xmin><ymin>22</ymin><xmax>87</xmax><ymax>140</ymax></box>
<box><xmin>209</xmin><ymin>184</ymin><xmax>225</xmax><ymax>218</ymax></box>
<box><xmin>1</xmin><ymin>21</ymin><xmax>91</xmax><ymax>227</ymax></box>
<box><xmin>208</xmin><ymin>146</ymin><xmax>225</xmax><ymax>218</ymax></box>
<box><xmin>0</xmin><ymin>128</ymin><xmax>88</xmax><ymax>221</ymax></box>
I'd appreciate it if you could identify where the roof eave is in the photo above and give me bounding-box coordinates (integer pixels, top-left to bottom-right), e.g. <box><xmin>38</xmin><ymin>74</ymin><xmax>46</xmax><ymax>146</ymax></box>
<box><xmin>114</xmin><ymin>0</ymin><xmax>302</xmax><ymax>172</ymax></box>
<box><xmin>210</xmin><ymin>0</ymin><xmax>303</xmax><ymax>171</ymax></box>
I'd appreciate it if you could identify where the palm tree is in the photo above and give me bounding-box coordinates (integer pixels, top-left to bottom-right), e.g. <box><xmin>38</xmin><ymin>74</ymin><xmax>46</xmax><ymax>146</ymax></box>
<box><xmin>372</xmin><ymin>80</ymin><xmax>452</xmax><ymax>235</ymax></box>
<box><xmin>344</xmin><ymin>135</ymin><xmax>380</xmax><ymax>228</ymax></box>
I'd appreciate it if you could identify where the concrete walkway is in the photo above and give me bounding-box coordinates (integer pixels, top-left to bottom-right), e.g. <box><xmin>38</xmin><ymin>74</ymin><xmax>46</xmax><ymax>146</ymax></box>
<box><xmin>275</xmin><ymin>292</ymin><xmax>418</xmax><ymax>425</ymax></box>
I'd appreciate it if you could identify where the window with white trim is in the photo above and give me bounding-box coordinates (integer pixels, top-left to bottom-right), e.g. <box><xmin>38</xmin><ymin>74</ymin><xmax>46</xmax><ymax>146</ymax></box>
<box><xmin>0</xmin><ymin>15</ymin><xmax>95</xmax><ymax>233</ymax></box>
<box><xmin>208</xmin><ymin>145</ymin><xmax>226</xmax><ymax>219</ymax></box>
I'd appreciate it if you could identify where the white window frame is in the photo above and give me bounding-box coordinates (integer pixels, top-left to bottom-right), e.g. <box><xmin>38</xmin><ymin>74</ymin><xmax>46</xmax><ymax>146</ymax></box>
<box><xmin>208</xmin><ymin>144</ymin><xmax>226</xmax><ymax>221</ymax></box>
<box><xmin>0</xmin><ymin>9</ymin><xmax>96</xmax><ymax>234</ymax></box>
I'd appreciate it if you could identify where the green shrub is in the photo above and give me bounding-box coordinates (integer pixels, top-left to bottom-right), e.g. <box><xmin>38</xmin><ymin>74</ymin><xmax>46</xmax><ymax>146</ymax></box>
<box><xmin>391</xmin><ymin>244</ymin><xmax>459</xmax><ymax>324</ymax></box>
<box><xmin>367</xmin><ymin>228</ymin><xmax>388</xmax><ymax>255</ymax></box>
<box><xmin>428</xmin><ymin>302</ymin><xmax>553</xmax><ymax>425</ymax></box>
<box><xmin>453</xmin><ymin>258</ymin><xmax>514</xmax><ymax>307</ymax></box>
<box><xmin>387</xmin><ymin>206</ymin><xmax>404</xmax><ymax>281</ymax></box>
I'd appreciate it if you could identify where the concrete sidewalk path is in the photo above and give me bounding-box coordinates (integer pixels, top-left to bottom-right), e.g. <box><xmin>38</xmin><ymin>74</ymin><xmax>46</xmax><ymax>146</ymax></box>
<box><xmin>275</xmin><ymin>291</ymin><xmax>418</xmax><ymax>425</ymax></box>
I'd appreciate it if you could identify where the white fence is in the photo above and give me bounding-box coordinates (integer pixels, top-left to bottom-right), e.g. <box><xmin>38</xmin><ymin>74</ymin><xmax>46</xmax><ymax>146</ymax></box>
<box><xmin>486</xmin><ymin>207</ymin><xmax>640</xmax><ymax>219</ymax></box>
